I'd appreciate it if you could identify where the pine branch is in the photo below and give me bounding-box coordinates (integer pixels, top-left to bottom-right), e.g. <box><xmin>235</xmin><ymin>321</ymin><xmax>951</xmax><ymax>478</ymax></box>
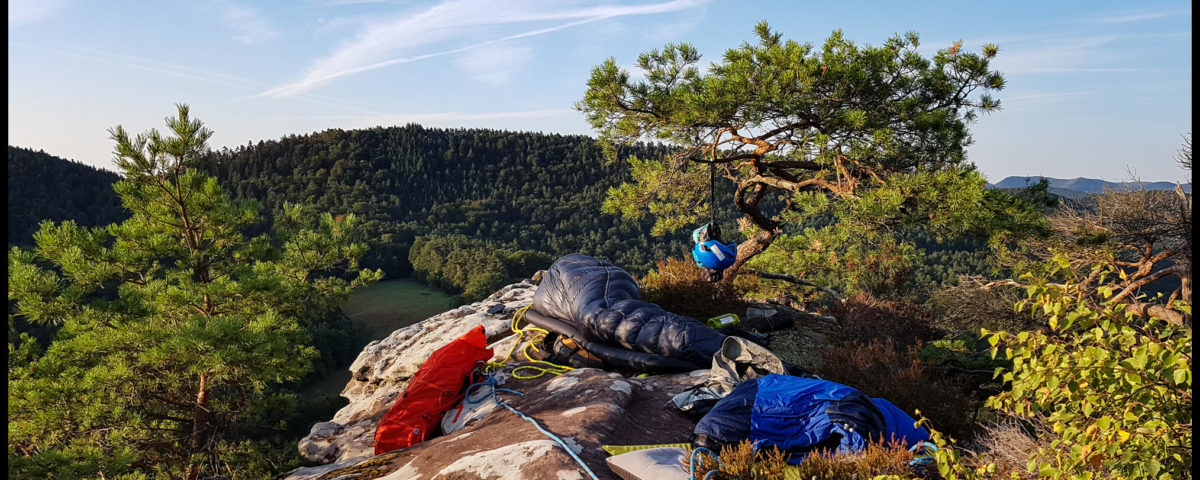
<box><xmin>744</xmin><ymin>268</ymin><xmax>843</xmax><ymax>301</ymax></box>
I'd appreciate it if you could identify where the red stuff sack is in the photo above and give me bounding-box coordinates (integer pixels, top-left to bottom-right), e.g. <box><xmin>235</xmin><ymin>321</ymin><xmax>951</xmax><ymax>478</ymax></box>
<box><xmin>374</xmin><ymin>324</ymin><xmax>494</xmax><ymax>454</ymax></box>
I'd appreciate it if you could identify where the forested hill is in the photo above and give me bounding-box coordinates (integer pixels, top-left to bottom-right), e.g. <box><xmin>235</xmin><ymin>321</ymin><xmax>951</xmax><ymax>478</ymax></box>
<box><xmin>194</xmin><ymin>124</ymin><xmax>688</xmax><ymax>277</ymax></box>
<box><xmin>7</xmin><ymin>146</ymin><xmax>126</xmax><ymax>246</ymax></box>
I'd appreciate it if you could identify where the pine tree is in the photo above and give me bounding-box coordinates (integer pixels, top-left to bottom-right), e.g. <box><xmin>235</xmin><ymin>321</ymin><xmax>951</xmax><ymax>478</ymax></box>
<box><xmin>579</xmin><ymin>22</ymin><xmax>1023</xmax><ymax>289</ymax></box>
<box><xmin>8</xmin><ymin>104</ymin><xmax>382</xmax><ymax>478</ymax></box>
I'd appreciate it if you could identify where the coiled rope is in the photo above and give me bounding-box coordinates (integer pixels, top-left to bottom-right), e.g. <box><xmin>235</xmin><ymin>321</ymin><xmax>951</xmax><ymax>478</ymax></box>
<box><xmin>467</xmin><ymin>370</ymin><xmax>601</xmax><ymax>480</ymax></box>
<box><xmin>689</xmin><ymin>446</ymin><xmax>723</xmax><ymax>480</ymax></box>
<box><xmin>484</xmin><ymin>304</ymin><xmax>575</xmax><ymax>379</ymax></box>
<box><xmin>907</xmin><ymin>441</ymin><xmax>939</xmax><ymax>466</ymax></box>
<box><xmin>469</xmin><ymin>305</ymin><xmax>597</xmax><ymax>479</ymax></box>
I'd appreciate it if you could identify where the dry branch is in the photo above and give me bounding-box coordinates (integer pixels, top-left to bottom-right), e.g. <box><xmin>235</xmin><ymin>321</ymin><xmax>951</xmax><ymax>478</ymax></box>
<box><xmin>745</xmin><ymin>268</ymin><xmax>843</xmax><ymax>301</ymax></box>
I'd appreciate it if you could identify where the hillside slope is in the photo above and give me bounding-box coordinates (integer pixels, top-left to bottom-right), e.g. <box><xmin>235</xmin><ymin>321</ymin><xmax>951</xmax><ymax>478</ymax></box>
<box><xmin>194</xmin><ymin>125</ymin><xmax>691</xmax><ymax>276</ymax></box>
<box><xmin>7</xmin><ymin>146</ymin><xmax>126</xmax><ymax>246</ymax></box>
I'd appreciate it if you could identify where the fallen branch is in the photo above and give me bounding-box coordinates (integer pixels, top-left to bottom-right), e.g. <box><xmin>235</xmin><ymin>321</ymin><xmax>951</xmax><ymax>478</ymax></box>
<box><xmin>796</xmin><ymin>310</ymin><xmax>840</xmax><ymax>325</ymax></box>
<box><xmin>745</xmin><ymin>269</ymin><xmax>843</xmax><ymax>301</ymax></box>
<box><xmin>934</xmin><ymin>364</ymin><xmax>997</xmax><ymax>376</ymax></box>
<box><xmin>752</xmin><ymin>300</ymin><xmax>840</xmax><ymax>325</ymax></box>
<box><xmin>968</xmin><ymin>278</ymin><xmax>1069</xmax><ymax>292</ymax></box>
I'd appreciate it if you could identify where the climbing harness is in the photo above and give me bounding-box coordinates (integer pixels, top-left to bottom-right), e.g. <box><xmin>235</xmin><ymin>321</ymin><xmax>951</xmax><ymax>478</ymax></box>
<box><xmin>688</xmin><ymin>446</ymin><xmax>724</xmax><ymax>480</ymax></box>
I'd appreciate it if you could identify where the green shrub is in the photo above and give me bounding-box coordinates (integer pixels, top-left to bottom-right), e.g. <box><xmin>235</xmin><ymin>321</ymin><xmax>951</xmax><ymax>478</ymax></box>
<box><xmin>981</xmin><ymin>271</ymin><xmax>1191</xmax><ymax>479</ymax></box>
<box><xmin>924</xmin><ymin>260</ymin><xmax>1191</xmax><ymax>480</ymax></box>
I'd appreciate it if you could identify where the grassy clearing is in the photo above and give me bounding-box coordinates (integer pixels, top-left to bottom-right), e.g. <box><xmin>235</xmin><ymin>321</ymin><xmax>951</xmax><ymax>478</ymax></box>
<box><xmin>303</xmin><ymin>280</ymin><xmax>458</xmax><ymax>398</ymax></box>
<box><xmin>341</xmin><ymin>279</ymin><xmax>459</xmax><ymax>341</ymax></box>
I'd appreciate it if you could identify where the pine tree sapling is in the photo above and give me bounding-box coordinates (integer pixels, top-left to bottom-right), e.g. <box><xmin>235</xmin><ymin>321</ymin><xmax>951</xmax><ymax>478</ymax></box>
<box><xmin>8</xmin><ymin>104</ymin><xmax>381</xmax><ymax>478</ymax></box>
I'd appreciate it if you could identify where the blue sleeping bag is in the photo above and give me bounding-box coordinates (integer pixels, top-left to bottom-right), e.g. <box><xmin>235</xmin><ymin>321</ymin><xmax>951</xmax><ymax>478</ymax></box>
<box><xmin>693</xmin><ymin>374</ymin><xmax>930</xmax><ymax>464</ymax></box>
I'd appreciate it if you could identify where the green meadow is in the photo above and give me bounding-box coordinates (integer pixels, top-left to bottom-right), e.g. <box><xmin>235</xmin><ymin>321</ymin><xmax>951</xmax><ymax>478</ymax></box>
<box><xmin>305</xmin><ymin>280</ymin><xmax>459</xmax><ymax>397</ymax></box>
<box><xmin>341</xmin><ymin>279</ymin><xmax>460</xmax><ymax>341</ymax></box>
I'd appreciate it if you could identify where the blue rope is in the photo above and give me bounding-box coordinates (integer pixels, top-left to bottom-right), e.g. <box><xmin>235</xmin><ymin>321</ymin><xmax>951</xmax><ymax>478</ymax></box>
<box><xmin>689</xmin><ymin>446</ymin><xmax>722</xmax><ymax>480</ymax></box>
<box><xmin>907</xmin><ymin>441</ymin><xmax>939</xmax><ymax>466</ymax></box>
<box><xmin>470</xmin><ymin>372</ymin><xmax>602</xmax><ymax>480</ymax></box>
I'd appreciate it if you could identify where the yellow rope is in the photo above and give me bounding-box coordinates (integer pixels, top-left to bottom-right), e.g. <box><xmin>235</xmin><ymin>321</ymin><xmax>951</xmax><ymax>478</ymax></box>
<box><xmin>484</xmin><ymin>304</ymin><xmax>575</xmax><ymax>379</ymax></box>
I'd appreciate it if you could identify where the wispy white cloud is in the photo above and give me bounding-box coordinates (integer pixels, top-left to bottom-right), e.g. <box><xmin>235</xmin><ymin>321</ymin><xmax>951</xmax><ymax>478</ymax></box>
<box><xmin>990</xmin><ymin>35</ymin><xmax>1153</xmax><ymax>75</ymax></box>
<box><xmin>313</xmin><ymin>14</ymin><xmax>377</xmax><ymax>33</ymax></box>
<box><xmin>942</xmin><ymin>4</ymin><xmax>1188</xmax><ymax>77</ymax></box>
<box><xmin>1084</xmin><ymin>11</ymin><xmax>1173</xmax><ymax>25</ymax></box>
<box><xmin>262</xmin><ymin>0</ymin><xmax>710</xmax><ymax>97</ymax></box>
<box><xmin>27</xmin><ymin>44</ymin><xmax>262</xmax><ymax>89</ymax></box>
<box><xmin>17</xmin><ymin>42</ymin><xmax>386</xmax><ymax>115</ymax></box>
<box><xmin>454</xmin><ymin>43</ymin><xmax>535</xmax><ymax>84</ymax></box>
<box><xmin>9</xmin><ymin>0</ymin><xmax>70</xmax><ymax>25</ymax></box>
<box><xmin>215</xmin><ymin>2</ymin><xmax>280</xmax><ymax>44</ymax></box>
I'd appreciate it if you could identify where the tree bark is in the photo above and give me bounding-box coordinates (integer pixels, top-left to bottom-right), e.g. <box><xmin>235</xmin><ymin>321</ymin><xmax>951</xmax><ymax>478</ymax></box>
<box><xmin>722</xmin><ymin>228</ymin><xmax>779</xmax><ymax>285</ymax></box>
<box><xmin>1179</xmin><ymin>261</ymin><xmax>1192</xmax><ymax>306</ymax></box>
<box><xmin>185</xmin><ymin>373</ymin><xmax>211</xmax><ymax>480</ymax></box>
<box><xmin>1124</xmin><ymin>303</ymin><xmax>1189</xmax><ymax>326</ymax></box>
<box><xmin>722</xmin><ymin>179</ymin><xmax>783</xmax><ymax>285</ymax></box>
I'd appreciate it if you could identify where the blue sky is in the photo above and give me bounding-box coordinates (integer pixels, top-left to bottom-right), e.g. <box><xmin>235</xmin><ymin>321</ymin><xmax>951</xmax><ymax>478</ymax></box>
<box><xmin>7</xmin><ymin>0</ymin><xmax>1192</xmax><ymax>183</ymax></box>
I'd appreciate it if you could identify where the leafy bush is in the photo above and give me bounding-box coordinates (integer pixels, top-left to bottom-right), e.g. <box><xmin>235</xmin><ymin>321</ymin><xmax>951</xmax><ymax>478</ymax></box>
<box><xmin>924</xmin><ymin>260</ymin><xmax>1191</xmax><ymax>480</ymax></box>
<box><xmin>980</xmin><ymin>267</ymin><xmax>1192</xmax><ymax>479</ymax></box>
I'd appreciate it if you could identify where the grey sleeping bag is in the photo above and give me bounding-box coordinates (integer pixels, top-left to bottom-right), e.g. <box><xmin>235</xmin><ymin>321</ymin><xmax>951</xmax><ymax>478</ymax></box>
<box><xmin>530</xmin><ymin>253</ymin><xmax>727</xmax><ymax>370</ymax></box>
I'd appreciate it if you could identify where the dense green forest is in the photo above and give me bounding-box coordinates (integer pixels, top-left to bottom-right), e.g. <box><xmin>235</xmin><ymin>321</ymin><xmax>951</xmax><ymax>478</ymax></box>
<box><xmin>7</xmin><ymin>146</ymin><xmax>127</xmax><ymax>246</ymax></box>
<box><xmin>5</xmin><ymin>139</ymin><xmax>1033</xmax><ymax>305</ymax></box>
<box><xmin>7</xmin><ymin>130</ymin><xmax>696</xmax><ymax>301</ymax></box>
<box><xmin>192</xmin><ymin>126</ymin><xmax>689</xmax><ymax>281</ymax></box>
<box><xmin>5</xmin><ymin>140</ymin><xmax>1038</xmax><ymax>306</ymax></box>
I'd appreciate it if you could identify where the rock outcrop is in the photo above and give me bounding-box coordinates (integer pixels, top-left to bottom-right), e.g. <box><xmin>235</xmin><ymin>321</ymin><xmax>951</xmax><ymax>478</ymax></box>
<box><xmin>286</xmin><ymin>280</ymin><xmax>830</xmax><ymax>480</ymax></box>
<box><xmin>295</xmin><ymin>282</ymin><xmax>542</xmax><ymax>467</ymax></box>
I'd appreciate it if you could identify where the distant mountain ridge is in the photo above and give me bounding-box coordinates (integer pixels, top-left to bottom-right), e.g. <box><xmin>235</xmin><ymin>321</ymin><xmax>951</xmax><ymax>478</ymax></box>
<box><xmin>988</xmin><ymin>176</ymin><xmax>1191</xmax><ymax>199</ymax></box>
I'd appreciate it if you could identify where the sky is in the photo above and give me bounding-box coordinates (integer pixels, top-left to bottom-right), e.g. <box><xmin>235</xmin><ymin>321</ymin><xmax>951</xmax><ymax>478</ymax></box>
<box><xmin>7</xmin><ymin>0</ymin><xmax>1193</xmax><ymax>183</ymax></box>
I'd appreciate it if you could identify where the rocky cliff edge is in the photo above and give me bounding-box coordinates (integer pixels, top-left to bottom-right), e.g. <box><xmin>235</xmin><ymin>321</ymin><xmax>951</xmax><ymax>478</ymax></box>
<box><xmin>285</xmin><ymin>280</ymin><xmax>713</xmax><ymax>480</ymax></box>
